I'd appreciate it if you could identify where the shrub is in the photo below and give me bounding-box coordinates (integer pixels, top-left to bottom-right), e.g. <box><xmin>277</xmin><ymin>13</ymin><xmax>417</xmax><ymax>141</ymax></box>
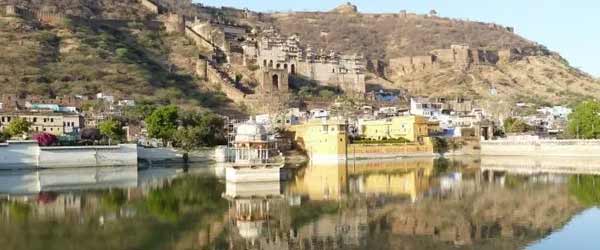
<box><xmin>33</xmin><ymin>133</ymin><xmax>58</xmax><ymax>146</ymax></box>
<box><xmin>81</xmin><ymin>128</ymin><xmax>102</xmax><ymax>141</ymax></box>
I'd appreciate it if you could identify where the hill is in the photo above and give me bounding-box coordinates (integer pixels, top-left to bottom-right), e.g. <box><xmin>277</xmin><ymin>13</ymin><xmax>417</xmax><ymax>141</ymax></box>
<box><xmin>264</xmin><ymin>4</ymin><xmax>600</xmax><ymax>106</ymax></box>
<box><xmin>0</xmin><ymin>0</ymin><xmax>242</xmax><ymax>115</ymax></box>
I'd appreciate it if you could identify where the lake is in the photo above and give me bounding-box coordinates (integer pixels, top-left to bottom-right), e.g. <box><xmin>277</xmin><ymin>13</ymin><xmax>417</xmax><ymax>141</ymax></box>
<box><xmin>0</xmin><ymin>156</ymin><xmax>598</xmax><ymax>250</ymax></box>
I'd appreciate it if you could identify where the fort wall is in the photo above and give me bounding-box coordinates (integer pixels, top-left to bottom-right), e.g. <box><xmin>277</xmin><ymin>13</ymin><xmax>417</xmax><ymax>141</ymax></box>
<box><xmin>389</xmin><ymin>45</ymin><xmax>544</xmax><ymax>76</ymax></box>
<box><xmin>140</xmin><ymin>0</ymin><xmax>160</xmax><ymax>14</ymax></box>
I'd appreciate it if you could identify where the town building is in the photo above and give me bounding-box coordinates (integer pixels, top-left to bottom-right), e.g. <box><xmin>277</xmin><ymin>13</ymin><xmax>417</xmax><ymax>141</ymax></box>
<box><xmin>358</xmin><ymin>115</ymin><xmax>440</xmax><ymax>142</ymax></box>
<box><xmin>0</xmin><ymin>111</ymin><xmax>83</xmax><ymax>136</ymax></box>
<box><xmin>410</xmin><ymin>97</ymin><xmax>475</xmax><ymax>119</ymax></box>
<box><xmin>289</xmin><ymin>119</ymin><xmax>349</xmax><ymax>162</ymax></box>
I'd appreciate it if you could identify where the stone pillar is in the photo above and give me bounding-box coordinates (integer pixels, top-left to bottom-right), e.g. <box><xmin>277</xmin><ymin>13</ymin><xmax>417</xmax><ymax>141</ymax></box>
<box><xmin>196</xmin><ymin>57</ymin><xmax>208</xmax><ymax>80</ymax></box>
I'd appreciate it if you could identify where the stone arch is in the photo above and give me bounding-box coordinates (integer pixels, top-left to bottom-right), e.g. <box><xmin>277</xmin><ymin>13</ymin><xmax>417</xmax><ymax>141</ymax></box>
<box><xmin>272</xmin><ymin>74</ymin><xmax>279</xmax><ymax>89</ymax></box>
<box><xmin>290</xmin><ymin>64</ymin><xmax>296</xmax><ymax>74</ymax></box>
<box><xmin>276</xmin><ymin>63</ymin><xmax>281</xmax><ymax>69</ymax></box>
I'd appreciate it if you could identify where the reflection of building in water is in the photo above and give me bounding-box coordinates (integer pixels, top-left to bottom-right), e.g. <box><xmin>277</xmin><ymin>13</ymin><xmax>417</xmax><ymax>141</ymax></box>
<box><xmin>0</xmin><ymin>167</ymin><xmax>138</xmax><ymax>195</ymax></box>
<box><xmin>481</xmin><ymin>156</ymin><xmax>600</xmax><ymax>176</ymax></box>
<box><xmin>0</xmin><ymin>166</ymin><xmax>185</xmax><ymax>221</ymax></box>
<box><xmin>223</xmin><ymin>181</ymin><xmax>289</xmax><ymax>248</ymax></box>
<box><xmin>290</xmin><ymin>158</ymin><xmax>435</xmax><ymax>201</ymax></box>
<box><xmin>293</xmin><ymin>201</ymin><xmax>369</xmax><ymax>249</ymax></box>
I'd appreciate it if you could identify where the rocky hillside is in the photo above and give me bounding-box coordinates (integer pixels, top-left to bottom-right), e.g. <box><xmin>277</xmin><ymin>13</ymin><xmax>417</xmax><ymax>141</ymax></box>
<box><xmin>0</xmin><ymin>0</ymin><xmax>244</xmax><ymax>115</ymax></box>
<box><xmin>266</xmin><ymin>4</ymin><xmax>600</xmax><ymax>106</ymax></box>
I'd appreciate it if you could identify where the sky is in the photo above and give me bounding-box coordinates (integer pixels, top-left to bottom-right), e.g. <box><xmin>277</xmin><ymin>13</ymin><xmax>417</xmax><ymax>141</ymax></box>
<box><xmin>197</xmin><ymin>0</ymin><xmax>599</xmax><ymax>77</ymax></box>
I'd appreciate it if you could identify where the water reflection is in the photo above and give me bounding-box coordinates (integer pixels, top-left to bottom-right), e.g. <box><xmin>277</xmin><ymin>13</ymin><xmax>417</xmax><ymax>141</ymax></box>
<box><xmin>0</xmin><ymin>158</ymin><xmax>598</xmax><ymax>250</ymax></box>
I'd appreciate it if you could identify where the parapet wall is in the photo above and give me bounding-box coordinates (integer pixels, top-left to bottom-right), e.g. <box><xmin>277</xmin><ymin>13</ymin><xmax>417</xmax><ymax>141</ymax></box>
<box><xmin>0</xmin><ymin>141</ymin><xmax>138</xmax><ymax>169</ymax></box>
<box><xmin>481</xmin><ymin>139</ymin><xmax>600</xmax><ymax>157</ymax></box>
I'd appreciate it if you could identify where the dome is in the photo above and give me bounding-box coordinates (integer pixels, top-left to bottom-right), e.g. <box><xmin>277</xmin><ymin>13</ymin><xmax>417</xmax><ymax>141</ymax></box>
<box><xmin>235</xmin><ymin>122</ymin><xmax>267</xmax><ymax>142</ymax></box>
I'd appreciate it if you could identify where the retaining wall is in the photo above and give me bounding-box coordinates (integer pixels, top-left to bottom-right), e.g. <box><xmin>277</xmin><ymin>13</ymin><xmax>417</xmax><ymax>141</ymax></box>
<box><xmin>480</xmin><ymin>139</ymin><xmax>600</xmax><ymax>157</ymax></box>
<box><xmin>0</xmin><ymin>141</ymin><xmax>137</xmax><ymax>169</ymax></box>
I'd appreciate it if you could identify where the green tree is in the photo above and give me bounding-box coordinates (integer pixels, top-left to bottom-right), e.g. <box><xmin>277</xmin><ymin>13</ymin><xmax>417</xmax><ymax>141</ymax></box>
<box><xmin>431</xmin><ymin>137</ymin><xmax>449</xmax><ymax>155</ymax></box>
<box><xmin>173</xmin><ymin>111</ymin><xmax>225</xmax><ymax>151</ymax></box>
<box><xmin>503</xmin><ymin>117</ymin><xmax>531</xmax><ymax>133</ymax></box>
<box><xmin>567</xmin><ymin>101</ymin><xmax>600</xmax><ymax>139</ymax></box>
<box><xmin>98</xmin><ymin>119</ymin><xmax>124</xmax><ymax>145</ymax></box>
<box><xmin>145</xmin><ymin>105</ymin><xmax>179</xmax><ymax>145</ymax></box>
<box><xmin>5</xmin><ymin>118</ymin><xmax>31</xmax><ymax>138</ymax></box>
<box><xmin>196</xmin><ymin>112</ymin><xmax>226</xmax><ymax>146</ymax></box>
<box><xmin>0</xmin><ymin>131</ymin><xmax>8</xmax><ymax>142</ymax></box>
<box><xmin>173</xmin><ymin>126</ymin><xmax>202</xmax><ymax>153</ymax></box>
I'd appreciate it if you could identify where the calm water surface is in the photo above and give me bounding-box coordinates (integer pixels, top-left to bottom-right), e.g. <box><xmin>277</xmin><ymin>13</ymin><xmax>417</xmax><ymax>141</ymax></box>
<box><xmin>0</xmin><ymin>157</ymin><xmax>599</xmax><ymax>250</ymax></box>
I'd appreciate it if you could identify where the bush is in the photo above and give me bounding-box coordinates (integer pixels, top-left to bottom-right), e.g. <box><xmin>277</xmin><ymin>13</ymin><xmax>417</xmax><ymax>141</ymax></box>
<box><xmin>33</xmin><ymin>133</ymin><xmax>58</xmax><ymax>146</ymax></box>
<box><xmin>81</xmin><ymin>128</ymin><xmax>102</xmax><ymax>141</ymax></box>
<box><xmin>0</xmin><ymin>132</ymin><xmax>8</xmax><ymax>143</ymax></box>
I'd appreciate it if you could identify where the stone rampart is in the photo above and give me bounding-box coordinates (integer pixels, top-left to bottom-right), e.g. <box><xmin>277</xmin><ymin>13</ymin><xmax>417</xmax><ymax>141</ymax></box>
<box><xmin>184</xmin><ymin>26</ymin><xmax>217</xmax><ymax>51</ymax></box>
<box><xmin>6</xmin><ymin>7</ymin><xmax>66</xmax><ymax>25</ymax></box>
<box><xmin>140</xmin><ymin>0</ymin><xmax>160</xmax><ymax>14</ymax></box>
<box><xmin>481</xmin><ymin>139</ymin><xmax>600</xmax><ymax>157</ymax></box>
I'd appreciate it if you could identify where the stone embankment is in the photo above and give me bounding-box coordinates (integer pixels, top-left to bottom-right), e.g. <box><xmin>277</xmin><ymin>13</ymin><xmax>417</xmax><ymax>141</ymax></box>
<box><xmin>0</xmin><ymin>141</ymin><xmax>138</xmax><ymax>169</ymax></box>
<box><xmin>480</xmin><ymin>139</ymin><xmax>600</xmax><ymax>157</ymax></box>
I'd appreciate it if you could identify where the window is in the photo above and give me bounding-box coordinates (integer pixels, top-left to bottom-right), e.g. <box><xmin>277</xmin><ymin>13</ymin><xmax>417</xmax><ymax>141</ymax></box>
<box><xmin>33</xmin><ymin>118</ymin><xmax>37</xmax><ymax>122</ymax></box>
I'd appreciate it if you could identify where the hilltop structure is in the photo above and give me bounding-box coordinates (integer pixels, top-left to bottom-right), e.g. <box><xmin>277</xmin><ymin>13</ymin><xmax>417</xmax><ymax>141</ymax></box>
<box><xmin>248</xmin><ymin>28</ymin><xmax>366</xmax><ymax>94</ymax></box>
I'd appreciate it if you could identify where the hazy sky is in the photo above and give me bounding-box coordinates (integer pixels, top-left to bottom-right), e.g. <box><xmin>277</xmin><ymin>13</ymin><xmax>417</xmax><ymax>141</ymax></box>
<box><xmin>197</xmin><ymin>0</ymin><xmax>599</xmax><ymax>77</ymax></box>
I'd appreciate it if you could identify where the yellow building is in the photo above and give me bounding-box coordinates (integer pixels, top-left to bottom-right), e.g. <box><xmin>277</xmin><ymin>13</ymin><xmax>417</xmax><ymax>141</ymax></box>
<box><xmin>0</xmin><ymin>112</ymin><xmax>83</xmax><ymax>136</ymax></box>
<box><xmin>289</xmin><ymin>119</ymin><xmax>348</xmax><ymax>163</ymax></box>
<box><xmin>359</xmin><ymin>115</ymin><xmax>439</xmax><ymax>142</ymax></box>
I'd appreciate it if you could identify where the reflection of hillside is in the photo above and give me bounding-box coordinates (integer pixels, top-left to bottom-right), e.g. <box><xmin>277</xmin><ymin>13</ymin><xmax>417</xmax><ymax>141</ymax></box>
<box><xmin>384</xmin><ymin>184</ymin><xmax>582</xmax><ymax>249</ymax></box>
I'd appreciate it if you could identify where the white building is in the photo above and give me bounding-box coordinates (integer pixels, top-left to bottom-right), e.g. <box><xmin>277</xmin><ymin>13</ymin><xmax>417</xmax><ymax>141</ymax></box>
<box><xmin>410</xmin><ymin>97</ymin><xmax>443</xmax><ymax>119</ymax></box>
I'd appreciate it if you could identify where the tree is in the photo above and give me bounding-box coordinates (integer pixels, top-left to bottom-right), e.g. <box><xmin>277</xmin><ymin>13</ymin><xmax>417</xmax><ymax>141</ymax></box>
<box><xmin>145</xmin><ymin>105</ymin><xmax>179</xmax><ymax>145</ymax></box>
<box><xmin>503</xmin><ymin>117</ymin><xmax>531</xmax><ymax>134</ymax></box>
<box><xmin>0</xmin><ymin>131</ymin><xmax>8</xmax><ymax>142</ymax></box>
<box><xmin>5</xmin><ymin>117</ymin><xmax>31</xmax><ymax>138</ymax></box>
<box><xmin>567</xmin><ymin>101</ymin><xmax>600</xmax><ymax>139</ymax></box>
<box><xmin>33</xmin><ymin>133</ymin><xmax>58</xmax><ymax>146</ymax></box>
<box><xmin>81</xmin><ymin>128</ymin><xmax>102</xmax><ymax>142</ymax></box>
<box><xmin>174</xmin><ymin>112</ymin><xmax>226</xmax><ymax>151</ymax></box>
<box><xmin>98</xmin><ymin>119</ymin><xmax>124</xmax><ymax>145</ymax></box>
<box><xmin>431</xmin><ymin>137</ymin><xmax>449</xmax><ymax>155</ymax></box>
<box><xmin>196</xmin><ymin>112</ymin><xmax>226</xmax><ymax>146</ymax></box>
<box><xmin>174</xmin><ymin>126</ymin><xmax>202</xmax><ymax>153</ymax></box>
